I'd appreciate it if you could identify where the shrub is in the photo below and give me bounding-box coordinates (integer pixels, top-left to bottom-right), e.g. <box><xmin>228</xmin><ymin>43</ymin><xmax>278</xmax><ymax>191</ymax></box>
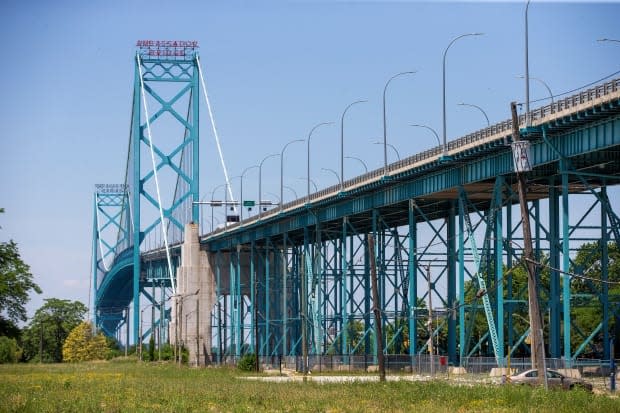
<box><xmin>237</xmin><ymin>353</ymin><xmax>257</xmax><ymax>371</ymax></box>
<box><xmin>0</xmin><ymin>336</ymin><xmax>21</xmax><ymax>363</ymax></box>
<box><xmin>62</xmin><ymin>322</ymin><xmax>109</xmax><ymax>362</ymax></box>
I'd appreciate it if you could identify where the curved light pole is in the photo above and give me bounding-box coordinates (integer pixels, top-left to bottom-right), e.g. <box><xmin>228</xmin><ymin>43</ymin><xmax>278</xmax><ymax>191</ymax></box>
<box><xmin>456</xmin><ymin>103</ymin><xmax>490</xmax><ymax>126</ymax></box>
<box><xmin>240</xmin><ymin>165</ymin><xmax>259</xmax><ymax>221</ymax></box>
<box><xmin>383</xmin><ymin>71</ymin><xmax>416</xmax><ymax>175</ymax></box>
<box><xmin>209</xmin><ymin>183</ymin><xmax>226</xmax><ymax>231</ymax></box>
<box><xmin>341</xmin><ymin>100</ymin><xmax>367</xmax><ymax>192</ymax></box>
<box><xmin>525</xmin><ymin>0</ymin><xmax>532</xmax><ymax>126</ymax></box>
<box><xmin>442</xmin><ymin>33</ymin><xmax>483</xmax><ymax>158</ymax></box>
<box><xmin>516</xmin><ymin>75</ymin><xmax>553</xmax><ymax>103</ymax></box>
<box><xmin>298</xmin><ymin>177</ymin><xmax>318</xmax><ymax>193</ymax></box>
<box><xmin>280</xmin><ymin>139</ymin><xmax>304</xmax><ymax>212</ymax></box>
<box><xmin>344</xmin><ymin>156</ymin><xmax>368</xmax><ymax>173</ymax></box>
<box><xmin>259</xmin><ymin>153</ymin><xmax>279</xmax><ymax>219</ymax></box>
<box><xmin>307</xmin><ymin>122</ymin><xmax>333</xmax><ymax>200</ymax></box>
<box><xmin>410</xmin><ymin>124</ymin><xmax>441</xmax><ymax>147</ymax></box>
<box><xmin>283</xmin><ymin>185</ymin><xmax>298</xmax><ymax>200</ymax></box>
<box><xmin>321</xmin><ymin>167</ymin><xmax>341</xmax><ymax>186</ymax></box>
<box><xmin>373</xmin><ymin>141</ymin><xmax>400</xmax><ymax>161</ymax></box>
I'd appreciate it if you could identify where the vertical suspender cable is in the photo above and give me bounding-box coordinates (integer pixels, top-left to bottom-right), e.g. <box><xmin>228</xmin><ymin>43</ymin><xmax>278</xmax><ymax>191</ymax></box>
<box><xmin>137</xmin><ymin>54</ymin><xmax>176</xmax><ymax>295</ymax></box>
<box><xmin>196</xmin><ymin>56</ymin><xmax>237</xmax><ymax>213</ymax></box>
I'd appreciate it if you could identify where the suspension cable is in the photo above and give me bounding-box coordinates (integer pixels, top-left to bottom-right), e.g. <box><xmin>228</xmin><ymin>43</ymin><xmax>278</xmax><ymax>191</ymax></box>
<box><xmin>136</xmin><ymin>54</ymin><xmax>176</xmax><ymax>294</ymax></box>
<box><xmin>196</xmin><ymin>56</ymin><xmax>237</xmax><ymax>213</ymax></box>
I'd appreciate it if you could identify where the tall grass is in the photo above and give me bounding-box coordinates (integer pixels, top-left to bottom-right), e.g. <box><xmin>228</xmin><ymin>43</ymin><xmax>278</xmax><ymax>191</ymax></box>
<box><xmin>0</xmin><ymin>360</ymin><xmax>618</xmax><ymax>412</ymax></box>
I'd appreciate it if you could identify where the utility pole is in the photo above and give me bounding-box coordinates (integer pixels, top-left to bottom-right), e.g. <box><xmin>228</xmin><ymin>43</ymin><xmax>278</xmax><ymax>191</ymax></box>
<box><xmin>510</xmin><ymin>101</ymin><xmax>546</xmax><ymax>385</ymax></box>
<box><xmin>368</xmin><ymin>234</ymin><xmax>385</xmax><ymax>382</ymax></box>
<box><xmin>196</xmin><ymin>299</ymin><xmax>200</xmax><ymax>367</ymax></box>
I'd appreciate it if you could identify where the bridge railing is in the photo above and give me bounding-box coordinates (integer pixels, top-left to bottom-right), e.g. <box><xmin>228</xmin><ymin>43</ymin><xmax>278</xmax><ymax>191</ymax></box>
<box><xmin>208</xmin><ymin>77</ymin><xmax>620</xmax><ymax>237</ymax></box>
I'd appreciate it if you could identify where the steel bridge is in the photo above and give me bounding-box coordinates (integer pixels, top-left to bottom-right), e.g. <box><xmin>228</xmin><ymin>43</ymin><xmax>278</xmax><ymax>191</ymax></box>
<box><xmin>93</xmin><ymin>43</ymin><xmax>620</xmax><ymax>367</ymax></box>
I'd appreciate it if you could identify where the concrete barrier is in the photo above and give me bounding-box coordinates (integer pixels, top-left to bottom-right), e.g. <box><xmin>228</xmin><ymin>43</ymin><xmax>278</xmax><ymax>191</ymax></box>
<box><xmin>449</xmin><ymin>366</ymin><xmax>467</xmax><ymax>375</ymax></box>
<box><xmin>367</xmin><ymin>365</ymin><xmax>379</xmax><ymax>372</ymax></box>
<box><xmin>489</xmin><ymin>367</ymin><xmax>515</xmax><ymax>377</ymax></box>
<box><xmin>557</xmin><ymin>369</ymin><xmax>581</xmax><ymax>379</ymax></box>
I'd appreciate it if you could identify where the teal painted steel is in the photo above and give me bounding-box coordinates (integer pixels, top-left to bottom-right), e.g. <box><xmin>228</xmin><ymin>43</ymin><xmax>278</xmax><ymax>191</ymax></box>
<box><xmin>561</xmin><ymin>159</ymin><xmax>571</xmax><ymax>364</ymax></box>
<box><xmin>458</xmin><ymin>187</ymin><xmax>501</xmax><ymax>365</ymax></box>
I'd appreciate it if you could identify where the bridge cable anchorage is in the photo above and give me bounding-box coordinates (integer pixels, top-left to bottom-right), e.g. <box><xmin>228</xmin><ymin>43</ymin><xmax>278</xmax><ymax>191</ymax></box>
<box><xmin>196</xmin><ymin>56</ymin><xmax>237</xmax><ymax>213</ymax></box>
<box><xmin>136</xmin><ymin>54</ymin><xmax>176</xmax><ymax>294</ymax></box>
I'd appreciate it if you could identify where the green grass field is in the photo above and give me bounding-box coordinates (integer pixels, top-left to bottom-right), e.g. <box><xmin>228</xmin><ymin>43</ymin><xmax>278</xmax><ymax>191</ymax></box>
<box><xmin>1</xmin><ymin>360</ymin><xmax>619</xmax><ymax>412</ymax></box>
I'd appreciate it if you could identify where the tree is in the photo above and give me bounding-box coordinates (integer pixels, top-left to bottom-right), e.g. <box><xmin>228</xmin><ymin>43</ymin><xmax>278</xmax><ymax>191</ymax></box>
<box><xmin>21</xmin><ymin>298</ymin><xmax>87</xmax><ymax>362</ymax></box>
<box><xmin>0</xmin><ymin>336</ymin><xmax>21</xmax><ymax>363</ymax></box>
<box><xmin>63</xmin><ymin>322</ymin><xmax>109</xmax><ymax>362</ymax></box>
<box><xmin>0</xmin><ymin>208</ymin><xmax>42</xmax><ymax>337</ymax></box>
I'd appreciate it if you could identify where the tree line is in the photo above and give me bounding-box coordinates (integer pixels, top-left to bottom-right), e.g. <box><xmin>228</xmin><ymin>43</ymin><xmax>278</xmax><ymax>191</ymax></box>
<box><xmin>0</xmin><ymin>208</ymin><xmax>114</xmax><ymax>363</ymax></box>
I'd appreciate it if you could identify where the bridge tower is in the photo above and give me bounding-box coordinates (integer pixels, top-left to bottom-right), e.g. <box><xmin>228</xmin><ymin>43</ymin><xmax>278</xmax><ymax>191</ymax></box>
<box><xmin>92</xmin><ymin>184</ymin><xmax>130</xmax><ymax>336</ymax></box>
<box><xmin>127</xmin><ymin>41</ymin><xmax>201</xmax><ymax>343</ymax></box>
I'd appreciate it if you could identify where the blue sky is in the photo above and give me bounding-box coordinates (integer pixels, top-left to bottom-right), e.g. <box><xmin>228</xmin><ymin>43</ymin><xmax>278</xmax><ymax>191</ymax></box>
<box><xmin>1</xmin><ymin>0</ymin><xmax>619</xmax><ymax>320</ymax></box>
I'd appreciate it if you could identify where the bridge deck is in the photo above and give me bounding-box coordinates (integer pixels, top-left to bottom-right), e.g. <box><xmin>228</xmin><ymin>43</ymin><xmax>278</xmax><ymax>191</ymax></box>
<box><xmin>202</xmin><ymin>78</ymin><xmax>620</xmax><ymax>249</ymax></box>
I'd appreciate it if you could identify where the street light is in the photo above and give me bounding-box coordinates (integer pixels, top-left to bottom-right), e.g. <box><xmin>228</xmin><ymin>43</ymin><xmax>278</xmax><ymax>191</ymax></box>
<box><xmin>442</xmin><ymin>33</ymin><xmax>484</xmax><ymax>158</ymax></box>
<box><xmin>307</xmin><ymin>122</ymin><xmax>333</xmax><ymax>200</ymax></box>
<box><xmin>344</xmin><ymin>156</ymin><xmax>368</xmax><ymax>173</ymax></box>
<box><xmin>209</xmin><ymin>184</ymin><xmax>226</xmax><ymax>231</ymax></box>
<box><xmin>240</xmin><ymin>165</ymin><xmax>259</xmax><ymax>221</ymax></box>
<box><xmin>383</xmin><ymin>71</ymin><xmax>416</xmax><ymax>175</ymax></box>
<box><xmin>139</xmin><ymin>303</ymin><xmax>156</xmax><ymax>361</ymax></box>
<box><xmin>410</xmin><ymin>124</ymin><xmax>441</xmax><ymax>147</ymax></box>
<box><xmin>516</xmin><ymin>75</ymin><xmax>553</xmax><ymax>103</ymax></box>
<box><xmin>373</xmin><ymin>141</ymin><xmax>400</xmax><ymax>161</ymax></box>
<box><xmin>259</xmin><ymin>153</ymin><xmax>279</xmax><ymax>219</ymax></box>
<box><xmin>281</xmin><ymin>139</ymin><xmax>304</xmax><ymax>212</ymax></box>
<box><xmin>283</xmin><ymin>185</ymin><xmax>298</xmax><ymax>200</ymax></box>
<box><xmin>598</xmin><ymin>38</ymin><xmax>620</xmax><ymax>43</ymax></box>
<box><xmin>341</xmin><ymin>100</ymin><xmax>367</xmax><ymax>192</ymax></box>
<box><xmin>456</xmin><ymin>103</ymin><xmax>490</xmax><ymax>126</ymax></box>
<box><xmin>321</xmin><ymin>167</ymin><xmax>341</xmax><ymax>186</ymax></box>
<box><xmin>525</xmin><ymin>0</ymin><xmax>532</xmax><ymax>126</ymax></box>
<box><xmin>298</xmin><ymin>177</ymin><xmax>318</xmax><ymax>193</ymax></box>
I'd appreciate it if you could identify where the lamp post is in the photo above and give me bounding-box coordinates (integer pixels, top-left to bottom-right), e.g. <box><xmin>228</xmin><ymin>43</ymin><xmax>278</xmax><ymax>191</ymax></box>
<box><xmin>321</xmin><ymin>168</ymin><xmax>341</xmax><ymax>187</ymax></box>
<box><xmin>344</xmin><ymin>156</ymin><xmax>368</xmax><ymax>173</ymax></box>
<box><xmin>307</xmin><ymin>122</ymin><xmax>333</xmax><ymax>200</ymax></box>
<box><xmin>259</xmin><ymin>153</ymin><xmax>279</xmax><ymax>219</ymax></box>
<box><xmin>373</xmin><ymin>141</ymin><xmax>400</xmax><ymax>161</ymax></box>
<box><xmin>456</xmin><ymin>103</ymin><xmax>490</xmax><ymax>126</ymax></box>
<box><xmin>298</xmin><ymin>177</ymin><xmax>318</xmax><ymax>193</ymax></box>
<box><xmin>281</xmin><ymin>139</ymin><xmax>304</xmax><ymax>212</ymax></box>
<box><xmin>139</xmin><ymin>303</ymin><xmax>155</xmax><ymax>361</ymax></box>
<box><xmin>209</xmin><ymin>184</ymin><xmax>226</xmax><ymax>231</ymax></box>
<box><xmin>283</xmin><ymin>185</ymin><xmax>298</xmax><ymax>200</ymax></box>
<box><xmin>516</xmin><ymin>75</ymin><xmax>553</xmax><ymax>103</ymax></box>
<box><xmin>240</xmin><ymin>165</ymin><xmax>259</xmax><ymax>221</ymax></box>
<box><xmin>442</xmin><ymin>33</ymin><xmax>483</xmax><ymax>158</ymax></box>
<box><xmin>341</xmin><ymin>100</ymin><xmax>367</xmax><ymax>192</ymax></box>
<box><xmin>525</xmin><ymin>0</ymin><xmax>532</xmax><ymax>126</ymax></box>
<box><xmin>383</xmin><ymin>71</ymin><xmax>416</xmax><ymax>175</ymax></box>
<box><xmin>410</xmin><ymin>124</ymin><xmax>441</xmax><ymax>147</ymax></box>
